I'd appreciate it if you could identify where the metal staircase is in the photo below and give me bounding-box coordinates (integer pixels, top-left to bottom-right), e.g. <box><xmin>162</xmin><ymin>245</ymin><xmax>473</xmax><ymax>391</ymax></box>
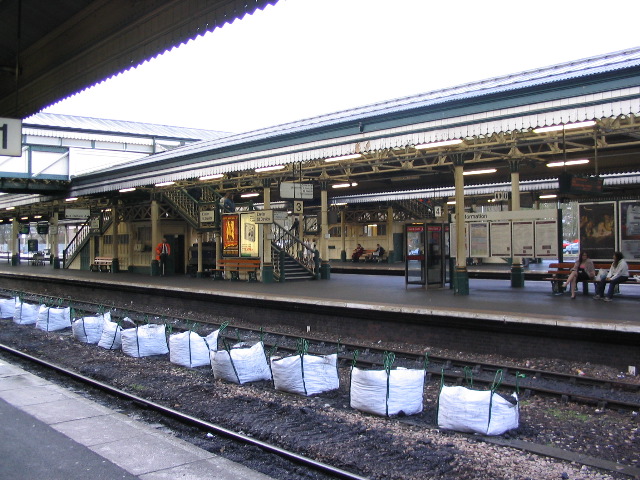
<box><xmin>62</xmin><ymin>212</ymin><xmax>112</xmax><ymax>268</ymax></box>
<box><xmin>392</xmin><ymin>199</ymin><xmax>435</xmax><ymax>219</ymax></box>
<box><xmin>270</xmin><ymin>222</ymin><xmax>317</xmax><ymax>281</ymax></box>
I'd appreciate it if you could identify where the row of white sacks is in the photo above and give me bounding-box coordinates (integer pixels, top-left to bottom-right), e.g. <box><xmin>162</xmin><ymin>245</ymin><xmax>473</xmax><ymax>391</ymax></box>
<box><xmin>1</xmin><ymin>296</ymin><xmax>518</xmax><ymax>435</ymax></box>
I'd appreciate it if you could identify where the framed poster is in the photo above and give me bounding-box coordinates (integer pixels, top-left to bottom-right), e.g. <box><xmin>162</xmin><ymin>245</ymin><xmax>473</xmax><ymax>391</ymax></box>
<box><xmin>222</xmin><ymin>214</ymin><xmax>239</xmax><ymax>257</ymax></box>
<box><xmin>490</xmin><ymin>221</ymin><xmax>511</xmax><ymax>257</ymax></box>
<box><xmin>449</xmin><ymin>223</ymin><xmax>469</xmax><ymax>259</ymax></box>
<box><xmin>240</xmin><ymin>213</ymin><xmax>259</xmax><ymax>257</ymax></box>
<box><xmin>469</xmin><ymin>222</ymin><xmax>489</xmax><ymax>258</ymax></box>
<box><xmin>619</xmin><ymin>201</ymin><xmax>640</xmax><ymax>261</ymax></box>
<box><xmin>511</xmin><ymin>221</ymin><xmax>534</xmax><ymax>258</ymax></box>
<box><xmin>534</xmin><ymin>219</ymin><xmax>558</xmax><ymax>258</ymax></box>
<box><xmin>578</xmin><ymin>202</ymin><xmax>616</xmax><ymax>261</ymax></box>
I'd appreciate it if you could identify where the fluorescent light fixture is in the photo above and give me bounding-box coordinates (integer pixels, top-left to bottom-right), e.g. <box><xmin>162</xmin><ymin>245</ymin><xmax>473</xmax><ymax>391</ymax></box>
<box><xmin>119</xmin><ymin>187</ymin><xmax>136</xmax><ymax>193</ymax></box>
<box><xmin>446</xmin><ymin>200</ymin><xmax>456</xmax><ymax>205</ymax></box>
<box><xmin>65</xmin><ymin>197</ymin><xmax>78</xmax><ymax>202</ymax></box>
<box><xmin>463</xmin><ymin>168</ymin><xmax>497</xmax><ymax>176</ymax></box>
<box><xmin>546</xmin><ymin>159</ymin><xmax>589</xmax><ymax>168</ymax></box>
<box><xmin>155</xmin><ymin>181</ymin><xmax>175</xmax><ymax>187</ymax></box>
<box><xmin>199</xmin><ymin>174</ymin><xmax>223</xmax><ymax>181</ymax></box>
<box><xmin>332</xmin><ymin>202</ymin><xmax>347</xmax><ymax>206</ymax></box>
<box><xmin>332</xmin><ymin>182</ymin><xmax>358</xmax><ymax>189</ymax></box>
<box><xmin>539</xmin><ymin>194</ymin><xmax>557</xmax><ymax>199</ymax></box>
<box><xmin>255</xmin><ymin>165</ymin><xmax>285</xmax><ymax>172</ymax></box>
<box><xmin>241</xmin><ymin>192</ymin><xmax>260</xmax><ymax>198</ymax></box>
<box><xmin>415</xmin><ymin>139</ymin><xmax>463</xmax><ymax>149</ymax></box>
<box><xmin>5</xmin><ymin>206</ymin><xmax>15</xmax><ymax>210</ymax></box>
<box><xmin>324</xmin><ymin>153</ymin><xmax>362</xmax><ymax>162</ymax></box>
<box><xmin>34</xmin><ymin>215</ymin><xmax>42</xmax><ymax>219</ymax></box>
<box><xmin>533</xmin><ymin>120</ymin><xmax>596</xmax><ymax>133</ymax></box>
<box><xmin>20</xmin><ymin>217</ymin><xmax>28</xmax><ymax>220</ymax></box>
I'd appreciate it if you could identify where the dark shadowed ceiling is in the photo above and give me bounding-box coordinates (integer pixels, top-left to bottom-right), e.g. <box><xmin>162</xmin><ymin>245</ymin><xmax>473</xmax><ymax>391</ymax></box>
<box><xmin>0</xmin><ymin>0</ymin><xmax>278</xmax><ymax>119</ymax></box>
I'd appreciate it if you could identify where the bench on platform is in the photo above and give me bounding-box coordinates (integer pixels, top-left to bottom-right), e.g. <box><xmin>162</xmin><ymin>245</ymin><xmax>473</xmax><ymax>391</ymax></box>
<box><xmin>544</xmin><ymin>262</ymin><xmax>640</xmax><ymax>295</ymax></box>
<box><xmin>363</xmin><ymin>249</ymin><xmax>387</xmax><ymax>263</ymax></box>
<box><xmin>90</xmin><ymin>257</ymin><xmax>114</xmax><ymax>272</ymax></box>
<box><xmin>28</xmin><ymin>253</ymin><xmax>45</xmax><ymax>266</ymax></box>
<box><xmin>212</xmin><ymin>258</ymin><xmax>260</xmax><ymax>281</ymax></box>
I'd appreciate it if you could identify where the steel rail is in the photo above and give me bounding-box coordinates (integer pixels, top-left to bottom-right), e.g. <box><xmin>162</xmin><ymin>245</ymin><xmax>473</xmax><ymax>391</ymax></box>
<box><xmin>0</xmin><ymin>343</ymin><xmax>370</xmax><ymax>480</ymax></box>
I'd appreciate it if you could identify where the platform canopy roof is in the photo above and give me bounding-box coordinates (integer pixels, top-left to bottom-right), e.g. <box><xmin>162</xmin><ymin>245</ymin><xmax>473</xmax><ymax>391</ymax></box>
<box><xmin>0</xmin><ymin>0</ymin><xmax>277</xmax><ymax>119</ymax></box>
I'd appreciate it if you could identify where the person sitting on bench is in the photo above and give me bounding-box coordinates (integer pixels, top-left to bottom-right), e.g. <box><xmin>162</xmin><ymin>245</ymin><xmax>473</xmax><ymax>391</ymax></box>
<box><xmin>371</xmin><ymin>244</ymin><xmax>385</xmax><ymax>261</ymax></box>
<box><xmin>594</xmin><ymin>251</ymin><xmax>629</xmax><ymax>302</ymax></box>
<box><xmin>352</xmin><ymin>244</ymin><xmax>364</xmax><ymax>262</ymax></box>
<box><xmin>562</xmin><ymin>250</ymin><xmax>595</xmax><ymax>299</ymax></box>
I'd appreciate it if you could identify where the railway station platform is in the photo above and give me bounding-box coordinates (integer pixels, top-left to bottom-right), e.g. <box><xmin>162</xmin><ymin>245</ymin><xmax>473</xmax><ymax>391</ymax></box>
<box><xmin>0</xmin><ymin>261</ymin><xmax>638</xmax><ymax>371</ymax></box>
<box><xmin>0</xmin><ymin>261</ymin><xmax>637</xmax><ymax>333</ymax></box>
<box><xmin>0</xmin><ymin>357</ymin><xmax>273</xmax><ymax>480</ymax></box>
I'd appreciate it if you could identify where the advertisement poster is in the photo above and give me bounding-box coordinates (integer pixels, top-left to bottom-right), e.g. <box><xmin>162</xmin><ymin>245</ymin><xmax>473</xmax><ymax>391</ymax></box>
<box><xmin>222</xmin><ymin>214</ymin><xmax>239</xmax><ymax>257</ymax></box>
<box><xmin>534</xmin><ymin>220</ymin><xmax>558</xmax><ymax>258</ymax></box>
<box><xmin>511</xmin><ymin>221</ymin><xmax>534</xmax><ymax>257</ymax></box>
<box><xmin>240</xmin><ymin>213</ymin><xmax>259</xmax><ymax>257</ymax></box>
<box><xmin>620</xmin><ymin>201</ymin><xmax>640</xmax><ymax>260</ymax></box>
<box><xmin>489</xmin><ymin>222</ymin><xmax>511</xmax><ymax>257</ymax></box>
<box><xmin>469</xmin><ymin>222</ymin><xmax>489</xmax><ymax>258</ymax></box>
<box><xmin>579</xmin><ymin>202</ymin><xmax>616</xmax><ymax>260</ymax></box>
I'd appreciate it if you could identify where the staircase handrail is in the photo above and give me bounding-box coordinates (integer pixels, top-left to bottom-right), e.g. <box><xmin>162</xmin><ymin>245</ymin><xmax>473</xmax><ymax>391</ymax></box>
<box><xmin>270</xmin><ymin>222</ymin><xmax>318</xmax><ymax>274</ymax></box>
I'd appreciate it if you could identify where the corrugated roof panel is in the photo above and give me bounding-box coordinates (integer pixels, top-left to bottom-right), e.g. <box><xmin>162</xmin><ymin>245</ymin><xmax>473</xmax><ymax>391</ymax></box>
<box><xmin>24</xmin><ymin>113</ymin><xmax>232</xmax><ymax>141</ymax></box>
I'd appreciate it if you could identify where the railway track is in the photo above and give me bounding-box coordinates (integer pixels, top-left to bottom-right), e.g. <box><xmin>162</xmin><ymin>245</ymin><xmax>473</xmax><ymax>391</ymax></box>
<box><xmin>1</xmin><ymin>292</ymin><xmax>639</xmax><ymax>478</ymax></box>
<box><xmin>0</xmin><ymin>344</ymin><xmax>369</xmax><ymax>480</ymax></box>
<box><xmin>4</xmin><ymin>289</ymin><xmax>640</xmax><ymax>411</ymax></box>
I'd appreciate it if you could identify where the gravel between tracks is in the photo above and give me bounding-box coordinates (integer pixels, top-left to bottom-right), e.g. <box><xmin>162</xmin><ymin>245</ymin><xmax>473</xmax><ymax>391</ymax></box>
<box><xmin>0</xmin><ymin>314</ymin><xmax>638</xmax><ymax>480</ymax></box>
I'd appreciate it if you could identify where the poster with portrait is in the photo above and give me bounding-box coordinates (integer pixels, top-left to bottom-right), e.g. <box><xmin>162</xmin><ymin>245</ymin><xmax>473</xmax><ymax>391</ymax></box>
<box><xmin>222</xmin><ymin>214</ymin><xmax>239</xmax><ymax>257</ymax></box>
<box><xmin>578</xmin><ymin>202</ymin><xmax>616</xmax><ymax>261</ymax></box>
<box><xmin>619</xmin><ymin>201</ymin><xmax>640</xmax><ymax>261</ymax></box>
<box><xmin>240</xmin><ymin>213</ymin><xmax>259</xmax><ymax>257</ymax></box>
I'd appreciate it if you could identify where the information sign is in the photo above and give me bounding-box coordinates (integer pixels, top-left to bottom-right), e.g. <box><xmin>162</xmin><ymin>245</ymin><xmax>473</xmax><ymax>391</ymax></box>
<box><xmin>253</xmin><ymin>210</ymin><xmax>273</xmax><ymax>224</ymax></box>
<box><xmin>280</xmin><ymin>182</ymin><xmax>313</xmax><ymax>199</ymax></box>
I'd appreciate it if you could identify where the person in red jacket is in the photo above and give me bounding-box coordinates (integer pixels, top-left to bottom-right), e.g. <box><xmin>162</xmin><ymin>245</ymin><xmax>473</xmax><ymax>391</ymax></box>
<box><xmin>156</xmin><ymin>240</ymin><xmax>171</xmax><ymax>276</ymax></box>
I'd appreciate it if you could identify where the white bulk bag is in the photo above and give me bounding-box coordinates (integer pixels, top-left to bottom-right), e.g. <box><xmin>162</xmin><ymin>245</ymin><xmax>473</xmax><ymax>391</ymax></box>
<box><xmin>350</xmin><ymin>367</ymin><xmax>424</xmax><ymax>417</ymax></box>
<box><xmin>271</xmin><ymin>353</ymin><xmax>339</xmax><ymax>396</ymax></box>
<box><xmin>437</xmin><ymin>385</ymin><xmax>519</xmax><ymax>436</ymax></box>
<box><xmin>121</xmin><ymin>324</ymin><xmax>169</xmax><ymax>357</ymax></box>
<box><xmin>36</xmin><ymin>305</ymin><xmax>71</xmax><ymax>332</ymax></box>
<box><xmin>98</xmin><ymin>317</ymin><xmax>124</xmax><ymax>350</ymax></box>
<box><xmin>0</xmin><ymin>297</ymin><xmax>15</xmax><ymax>318</ymax></box>
<box><xmin>72</xmin><ymin>313</ymin><xmax>108</xmax><ymax>344</ymax></box>
<box><xmin>170</xmin><ymin>329</ymin><xmax>219</xmax><ymax>368</ymax></box>
<box><xmin>210</xmin><ymin>342</ymin><xmax>271</xmax><ymax>384</ymax></box>
<box><xmin>13</xmin><ymin>299</ymin><xmax>38</xmax><ymax>325</ymax></box>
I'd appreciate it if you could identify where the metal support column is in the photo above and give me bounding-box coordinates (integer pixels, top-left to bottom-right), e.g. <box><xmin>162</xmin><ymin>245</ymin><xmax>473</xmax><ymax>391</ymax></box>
<box><xmin>510</xmin><ymin>159</ymin><xmax>524</xmax><ymax>288</ymax></box>
<box><xmin>452</xmin><ymin>155</ymin><xmax>469</xmax><ymax>295</ymax></box>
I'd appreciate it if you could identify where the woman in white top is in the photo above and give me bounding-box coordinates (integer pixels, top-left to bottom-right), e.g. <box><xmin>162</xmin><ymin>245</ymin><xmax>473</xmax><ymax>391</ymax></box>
<box><xmin>594</xmin><ymin>251</ymin><xmax>629</xmax><ymax>302</ymax></box>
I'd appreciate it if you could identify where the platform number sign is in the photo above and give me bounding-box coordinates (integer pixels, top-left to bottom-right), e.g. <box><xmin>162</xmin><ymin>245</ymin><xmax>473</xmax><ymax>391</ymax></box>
<box><xmin>0</xmin><ymin>117</ymin><xmax>22</xmax><ymax>156</ymax></box>
<box><xmin>293</xmin><ymin>200</ymin><xmax>303</xmax><ymax>215</ymax></box>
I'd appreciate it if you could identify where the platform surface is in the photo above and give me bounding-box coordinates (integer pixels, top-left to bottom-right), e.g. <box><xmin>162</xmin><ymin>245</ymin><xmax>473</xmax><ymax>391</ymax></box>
<box><xmin>0</xmin><ymin>261</ymin><xmax>638</xmax><ymax>333</ymax></box>
<box><xmin>0</xmin><ymin>358</ymin><xmax>273</xmax><ymax>480</ymax></box>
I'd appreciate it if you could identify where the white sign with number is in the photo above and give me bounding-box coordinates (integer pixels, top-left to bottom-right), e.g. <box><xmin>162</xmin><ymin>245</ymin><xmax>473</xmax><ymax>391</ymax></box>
<box><xmin>293</xmin><ymin>200</ymin><xmax>304</xmax><ymax>214</ymax></box>
<box><xmin>0</xmin><ymin>117</ymin><xmax>22</xmax><ymax>156</ymax></box>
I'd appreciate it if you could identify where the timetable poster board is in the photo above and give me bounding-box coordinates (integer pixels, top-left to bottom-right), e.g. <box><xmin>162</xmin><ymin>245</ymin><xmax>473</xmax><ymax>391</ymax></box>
<box><xmin>222</xmin><ymin>214</ymin><xmax>239</xmax><ymax>257</ymax></box>
<box><xmin>535</xmin><ymin>220</ymin><xmax>558</xmax><ymax>257</ymax></box>
<box><xmin>512</xmin><ymin>220</ymin><xmax>534</xmax><ymax>258</ymax></box>
<box><xmin>240</xmin><ymin>213</ymin><xmax>259</xmax><ymax>258</ymax></box>
<box><xmin>469</xmin><ymin>222</ymin><xmax>489</xmax><ymax>258</ymax></box>
<box><xmin>449</xmin><ymin>223</ymin><xmax>469</xmax><ymax>258</ymax></box>
<box><xmin>490</xmin><ymin>221</ymin><xmax>511</xmax><ymax>257</ymax></box>
<box><xmin>620</xmin><ymin>201</ymin><xmax>640</xmax><ymax>261</ymax></box>
<box><xmin>579</xmin><ymin>202</ymin><xmax>616</xmax><ymax>261</ymax></box>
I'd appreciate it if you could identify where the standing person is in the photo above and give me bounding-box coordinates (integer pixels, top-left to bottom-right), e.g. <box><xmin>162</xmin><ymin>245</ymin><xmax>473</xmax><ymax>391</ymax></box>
<box><xmin>594</xmin><ymin>251</ymin><xmax>629</xmax><ymax>302</ymax></box>
<box><xmin>156</xmin><ymin>240</ymin><xmax>171</xmax><ymax>276</ymax></box>
<box><xmin>562</xmin><ymin>250</ymin><xmax>595</xmax><ymax>299</ymax></box>
<box><xmin>220</xmin><ymin>193</ymin><xmax>235</xmax><ymax>212</ymax></box>
<box><xmin>289</xmin><ymin>217</ymin><xmax>300</xmax><ymax>236</ymax></box>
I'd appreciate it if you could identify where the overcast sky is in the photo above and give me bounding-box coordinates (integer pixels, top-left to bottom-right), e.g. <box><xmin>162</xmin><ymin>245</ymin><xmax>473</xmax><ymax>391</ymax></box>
<box><xmin>42</xmin><ymin>0</ymin><xmax>640</xmax><ymax>134</ymax></box>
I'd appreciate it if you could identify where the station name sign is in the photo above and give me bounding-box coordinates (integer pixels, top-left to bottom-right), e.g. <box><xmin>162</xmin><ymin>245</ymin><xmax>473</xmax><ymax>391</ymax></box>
<box><xmin>0</xmin><ymin>117</ymin><xmax>22</xmax><ymax>157</ymax></box>
<box><xmin>251</xmin><ymin>210</ymin><xmax>273</xmax><ymax>224</ymax></box>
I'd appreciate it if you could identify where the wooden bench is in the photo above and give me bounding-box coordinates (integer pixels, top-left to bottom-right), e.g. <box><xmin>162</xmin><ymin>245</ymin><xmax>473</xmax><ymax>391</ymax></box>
<box><xmin>212</xmin><ymin>258</ymin><xmax>260</xmax><ymax>281</ymax></box>
<box><xmin>90</xmin><ymin>257</ymin><xmax>114</xmax><ymax>272</ymax></box>
<box><xmin>364</xmin><ymin>249</ymin><xmax>387</xmax><ymax>263</ymax></box>
<box><xmin>544</xmin><ymin>262</ymin><xmax>640</xmax><ymax>295</ymax></box>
